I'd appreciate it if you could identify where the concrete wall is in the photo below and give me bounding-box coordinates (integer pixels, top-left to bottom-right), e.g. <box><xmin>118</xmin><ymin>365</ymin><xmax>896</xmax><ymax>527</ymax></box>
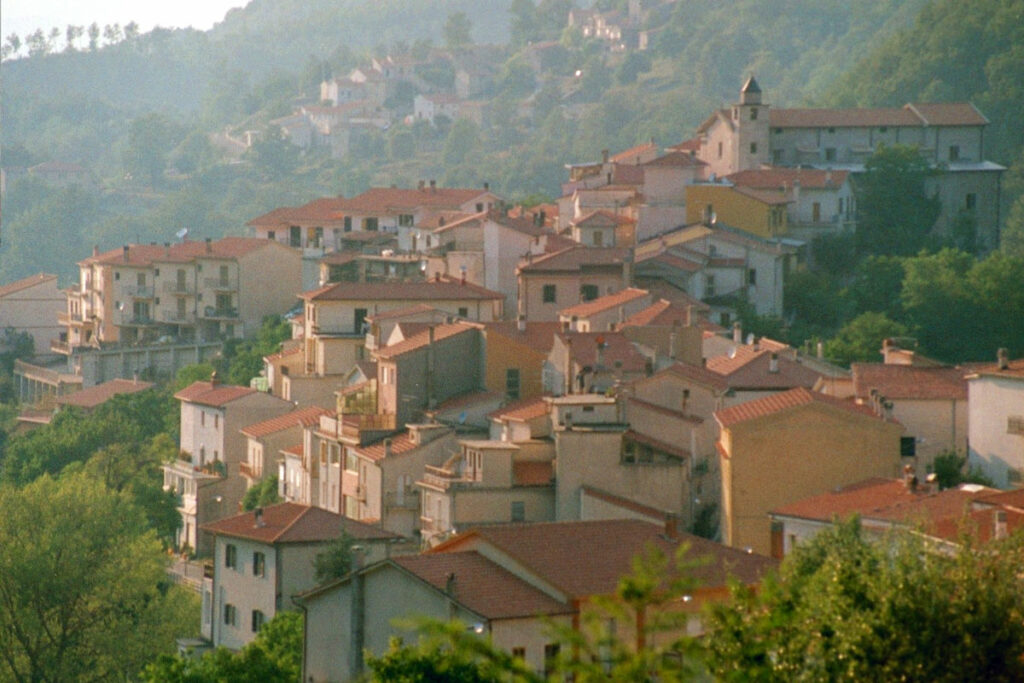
<box><xmin>1</xmin><ymin>276</ymin><xmax>63</xmax><ymax>353</ymax></box>
<box><xmin>968</xmin><ymin>376</ymin><xmax>1024</xmax><ymax>488</ymax></box>
<box><xmin>519</xmin><ymin>272</ymin><xmax>625</xmax><ymax>322</ymax></box>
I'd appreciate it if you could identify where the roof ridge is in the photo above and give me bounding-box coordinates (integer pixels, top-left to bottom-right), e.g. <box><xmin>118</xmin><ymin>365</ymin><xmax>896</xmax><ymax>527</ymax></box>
<box><xmin>274</xmin><ymin>504</ymin><xmax>313</xmax><ymax>542</ymax></box>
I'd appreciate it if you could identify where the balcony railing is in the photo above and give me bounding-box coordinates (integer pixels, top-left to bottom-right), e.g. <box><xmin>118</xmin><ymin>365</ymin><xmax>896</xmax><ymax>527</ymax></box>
<box><xmin>125</xmin><ymin>285</ymin><xmax>156</xmax><ymax>299</ymax></box>
<box><xmin>202</xmin><ymin>306</ymin><xmax>239</xmax><ymax>320</ymax></box>
<box><xmin>118</xmin><ymin>313</ymin><xmax>159</xmax><ymax>327</ymax></box>
<box><xmin>163</xmin><ymin>281</ymin><xmax>195</xmax><ymax>295</ymax></box>
<box><xmin>384</xmin><ymin>488</ymin><xmax>419</xmax><ymax>509</ymax></box>
<box><xmin>420</xmin><ymin>465</ymin><xmax>461</xmax><ymax>489</ymax></box>
<box><xmin>239</xmin><ymin>461</ymin><xmax>257</xmax><ymax>479</ymax></box>
<box><xmin>50</xmin><ymin>339</ymin><xmax>71</xmax><ymax>354</ymax></box>
<box><xmin>419</xmin><ymin>516</ymin><xmax>439</xmax><ymax>533</ymax></box>
<box><xmin>162</xmin><ymin>310</ymin><xmax>197</xmax><ymax>324</ymax></box>
<box><xmin>203</xmin><ymin>278</ymin><xmax>235</xmax><ymax>290</ymax></box>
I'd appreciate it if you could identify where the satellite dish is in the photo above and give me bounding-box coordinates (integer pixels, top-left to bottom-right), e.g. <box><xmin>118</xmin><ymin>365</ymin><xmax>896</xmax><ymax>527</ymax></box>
<box><xmin>175</xmin><ymin>227</ymin><xmax>189</xmax><ymax>241</ymax></box>
<box><xmin>709</xmin><ymin>212</ymin><xmax>717</xmax><ymax>225</ymax></box>
<box><xmin>745</xmin><ymin>333</ymin><xmax>755</xmax><ymax>345</ymax></box>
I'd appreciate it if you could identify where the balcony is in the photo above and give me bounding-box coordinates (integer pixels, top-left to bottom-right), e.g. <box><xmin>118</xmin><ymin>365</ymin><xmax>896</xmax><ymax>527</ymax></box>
<box><xmin>118</xmin><ymin>313</ymin><xmax>159</xmax><ymax>328</ymax></box>
<box><xmin>125</xmin><ymin>285</ymin><xmax>156</xmax><ymax>299</ymax></box>
<box><xmin>163</xmin><ymin>281</ymin><xmax>195</xmax><ymax>296</ymax></box>
<box><xmin>420</xmin><ymin>465</ymin><xmax>461</xmax><ymax>490</ymax></box>
<box><xmin>419</xmin><ymin>515</ymin><xmax>439</xmax><ymax>534</ymax></box>
<box><xmin>203</xmin><ymin>278</ymin><xmax>235</xmax><ymax>291</ymax></box>
<box><xmin>239</xmin><ymin>461</ymin><xmax>257</xmax><ymax>479</ymax></box>
<box><xmin>50</xmin><ymin>338</ymin><xmax>71</xmax><ymax>354</ymax></box>
<box><xmin>384</xmin><ymin>488</ymin><xmax>419</xmax><ymax>510</ymax></box>
<box><xmin>162</xmin><ymin>310</ymin><xmax>197</xmax><ymax>325</ymax></box>
<box><xmin>202</xmin><ymin>306</ymin><xmax>239</xmax><ymax>320</ymax></box>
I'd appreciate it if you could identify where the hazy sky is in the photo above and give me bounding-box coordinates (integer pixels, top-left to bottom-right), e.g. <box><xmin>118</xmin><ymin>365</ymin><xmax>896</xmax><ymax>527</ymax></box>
<box><xmin>2</xmin><ymin>0</ymin><xmax>248</xmax><ymax>42</ymax></box>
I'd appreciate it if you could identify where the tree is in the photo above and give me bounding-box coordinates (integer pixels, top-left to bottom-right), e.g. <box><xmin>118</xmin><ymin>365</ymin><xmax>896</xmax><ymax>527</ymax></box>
<box><xmin>0</xmin><ymin>472</ymin><xmax>198</xmax><ymax>682</ymax></box>
<box><xmin>442</xmin><ymin>118</ymin><xmax>481</xmax><ymax>168</ymax></box>
<box><xmin>242</xmin><ymin>475</ymin><xmax>282</xmax><ymax>512</ymax></box>
<box><xmin>123</xmin><ymin>113</ymin><xmax>184</xmax><ymax>188</ymax></box>
<box><xmin>855</xmin><ymin>144</ymin><xmax>941</xmax><ymax>256</ymax></box>
<box><xmin>388</xmin><ymin>128</ymin><xmax>416</xmax><ymax>161</ymax></box>
<box><xmin>824</xmin><ymin>311</ymin><xmax>910</xmax><ymax>366</ymax></box>
<box><xmin>63</xmin><ymin>25</ymin><xmax>83</xmax><ymax>52</ymax></box>
<box><xmin>4</xmin><ymin>33</ymin><xmax>21</xmax><ymax>58</ymax></box>
<box><xmin>508</xmin><ymin>0</ymin><xmax>540</xmax><ymax>47</ymax></box>
<box><xmin>313</xmin><ymin>532</ymin><xmax>357</xmax><ymax>584</ymax></box>
<box><xmin>87</xmin><ymin>22</ymin><xmax>99</xmax><ymax>50</ymax></box>
<box><xmin>701</xmin><ymin>518</ymin><xmax>1024</xmax><ymax>682</ymax></box>
<box><xmin>931</xmin><ymin>450</ymin><xmax>993</xmax><ymax>489</ymax></box>
<box><xmin>616</xmin><ymin>51</ymin><xmax>652</xmax><ymax>85</ymax></box>
<box><xmin>444</xmin><ymin>12</ymin><xmax>473</xmax><ymax>49</ymax></box>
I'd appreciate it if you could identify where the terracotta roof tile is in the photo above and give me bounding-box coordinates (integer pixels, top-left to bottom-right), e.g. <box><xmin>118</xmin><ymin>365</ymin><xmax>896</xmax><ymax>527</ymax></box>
<box><xmin>512</xmin><ymin>461</ymin><xmax>554</xmax><ymax>486</ymax></box>
<box><xmin>852</xmin><ymin>364</ymin><xmax>968</xmax><ymax>400</ymax></box>
<box><xmin>518</xmin><ymin>246</ymin><xmax>630</xmax><ymax>274</ymax></box>
<box><xmin>350</xmin><ymin>431</ymin><xmax>422</xmax><ymax>463</ymax></box>
<box><xmin>620</xmin><ymin>299</ymin><xmax>710</xmax><ymax>328</ymax></box>
<box><xmin>302</xmin><ymin>277</ymin><xmax>502</xmax><ymax>302</ymax></box>
<box><xmin>770</xmin><ymin>107</ymin><xmax>921</xmax><ymax>128</ymax></box>
<box><xmin>624</xmin><ymin>428</ymin><xmax>692</xmax><ymax>458</ymax></box>
<box><xmin>433</xmin><ymin>519</ymin><xmax>776</xmax><ymax>597</ymax></box>
<box><xmin>706</xmin><ymin>345</ymin><xmax>821</xmax><ymax>389</ymax></box>
<box><xmin>715</xmin><ymin>387</ymin><xmax>882</xmax><ymax>428</ymax></box>
<box><xmin>0</xmin><ymin>273</ymin><xmax>58</xmax><ymax>298</ymax></box>
<box><xmin>906</xmin><ymin>102</ymin><xmax>988</xmax><ymax>126</ymax></box>
<box><xmin>56</xmin><ymin>378</ymin><xmax>154</xmax><ymax>409</ymax></box>
<box><xmin>329</xmin><ymin>186</ymin><xmax>492</xmax><ymax>213</ymax></box>
<box><xmin>726</xmin><ymin>168</ymin><xmax>849</xmax><ymax>190</ymax></box>
<box><xmin>242</xmin><ymin>406</ymin><xmax>333</xmax><ymax>438</ymax></box>
<box><xmin>280</xmin><ymin>443</ymin><xmax>304</xmax><ymax>457</ymax></box>
<box><xmin>375</xmin><ymin>321</ymin><xmax>478</xmax><ymax>359</ymax></box>
<box><xmin>488</xmin><ymin>395</ymin><xmax>551</xmax><ymax>422</ymax></box>
<box><xmin>644</xmin><ymin>151</ymin><xmax>706</xmax><ymax>168</ymax></box>
<box><xmin>483</xmin><ymin>321</ymin><xmax>561</xmax><ymax>354</ymax></box>
<box><xmin>610</xmin><ymin>142</ymin><xmax>657</xmax><ymax>164</ymax></box>
<box><xmin>174</xmin><ymin>381</ymin><xmax>256</xmax><ymax>407</ymax></box>
<box><xmin>559</xmin><ymin>331</ymin><xmax>648</xmax><ymax>373</ymax></box>
<box><xmin>246</xmin><ymin>197</ymin><xmax>349</xmax><ymax>227</ymax></box>
<box><xmin>968</xmin><ymin>358</ymin><xmax>1024</xmax><ymax>380</ymax></box>
<box><xmin>559</xmin><ymin>288</ymin><xmax>649</xmax><ymax>318</ymax></box>
<box><xmin>661</xmin><ymin>362</ymin><xmax>731</xmax><ymax>392</ymax></box>
<box><xmin>391</xmin><ymin>552</ymin><xmax>573</xmax><ymax>619</ymax></box>
<box><xmin>611</xmin><ymin>164</ymin><xmax>645</xmax><ymax>186</ymax></box>
<box><xmin>81</xmin><ymin>237</ymin><xmax>279</xmax><ymax>267</ymax></box>
<box><xmin>202</xmin><ymin>502</ymin><xmax>400</xmax><ymax>543</ymax></box>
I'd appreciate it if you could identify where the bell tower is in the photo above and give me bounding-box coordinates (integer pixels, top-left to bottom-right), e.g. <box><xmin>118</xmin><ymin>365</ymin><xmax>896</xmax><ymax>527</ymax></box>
<box><xmin>733</xmin><ymin>75</ymin><xmax>770</xmax><ymax>172</ymax></box>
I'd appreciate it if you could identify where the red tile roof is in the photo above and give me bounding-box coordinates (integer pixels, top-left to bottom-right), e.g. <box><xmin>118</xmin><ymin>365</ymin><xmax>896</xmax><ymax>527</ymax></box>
<box><xmin>432</xmin><ymin>519</ymin><xmax>776</xmax><ymax>597</ymax></box>
<box><xmin>174</xmin><ymin>380</ymin><xmax>256</xmax><ymax>407</ymax></box>
<box><xmin>330</xmin><ymin>186</ymin><xmax>491</xmax><ymax>213</ymax></box>
<box><xmin>731</xmin><ymin>185</ymin><xmax>793</xmax><ymax>205</ymax></box>
<box><xmin>242</xmin><ymin>406</ymin><xmax>333</xmax><ymax>438</ymax></box>
<box><xmin>726</xmin><ymin>168</ymin><xmax>849</xmax><ymax>190</ymax></box>
<box><xmin>518</xmin><ymin>246</ymin><xmax>630</xmax><ymax>274</ymax></box>
<box><xmin>968</xmin><ymin>358</ymin><xmax>1024</xmax><ymax>380</ymax></box>
<box><xmin>770</xmin><ymin>107</ymin><xmax>922</xmax><ymax>129</ymax></box>
<box><xmin>706</xmin><ymin>345</ymin><xmax>821</xmax><ymax>390</ymax></box>
<box><xmin>301</xmin><ymin>277</ymin><xmax>502</xmax><ymax>302</ymax></box>
<box><xmin>668</xmin><ymin>138</ymin><xmax>701</xmax><ymax>153</ymax></box>
<box><xmin>246</xmin><ymin>197</ymin><xmax>350</xmax><ymax>227</ymax></box>
<box><xmin>0</xmin><ymin>273</ymin><xmax>58</xmax><ymax>298</ymax></box>
<box><xmin>375</xmin><ymin>322</ymin><xmax>478</xmax><ymax>359</ymax></box>
<box><xmin>572</xmin><ymin>209</ymin><xmax>636</xmax><ymax>227</ymax></box>
<box><xmin>202</xmin><ymin>502</ymin><xmax>400</xmax><ymax>543</ymax></box>
<box><xmin>560</xmin><ymin>331</ymin><xmax>649</xmax><ymax>373</ymax></box>
<box><xmin>660</xmin><ymin>362</ymin><xmax>731</xmax><ymax>392</ymax></box>
<box><xmin>280</xmin><ymin>443</ymin><xmax>304</xmax><ymax>457</ymax></box>
<box><xmin>56</xmin><ymin>378</ymin><xmax>153</xmax><ymax>409</ymax></box>
<box><xmin>715</xmin><ymin>387</ymin><xmax>883</xmax><ymax>428</ymax></box>
<box><xmin>852</xmin><ymin>364</ymin><xmax>968</xmax><ymax>401</ymax></box>
<box><xmin>512</xmin><ymin>461</ymin><xmax>554</xmax><ymax>486</ymax></box>
<box><xmin>620</xmin><ymin>299</ymin><xmax>710</xmax><ymax>328</ymax></box>
<box><xmin>350</xmin><ymin>431</ymin><xmax>422</xmax><ymax>463</ymax></box>
<box><xmin>906</xmin><ymin>102</ymin><xmax>989</xmax><ymax>126</ymax></box>
<box><xmin>483</xmin><ymin>321</ymin><xmax>561</xmax><ymax>355</ymax></box>
<box><xmin>610</xmin><ymin>142</ymin><xmax>657</xmax><ymax>164</ymax></box>
<box><xmin>391</xmin><ymin>552</ymin><xmax>574</xmax><ymax>619</ymax></box>
<box><xmin>643</xmin><ymin>151</ymin><xmax>706</xmax><ymax>168</ymax></box>
<box><xmin>624</xmin><ymin>428</ymin><xmax>692</xmax><ymax>458</ymax></box>
<box><xmin>81</xmin><ymin>237</ymin><xmax>279</xmax><ymax>266</ymax></box>
<box><xmin>488</xmin><ymin>395</ymin><xmax>550</xmax><ymax>422</ymax></box>
<box><xmin>559</xmin><ymin>288</ymin><xmax>649</xmax><ymax>318</ymax></box>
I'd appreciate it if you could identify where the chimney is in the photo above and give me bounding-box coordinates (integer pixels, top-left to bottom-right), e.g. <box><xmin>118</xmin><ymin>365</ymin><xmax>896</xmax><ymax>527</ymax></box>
<box><xmin>254</xmin><ymin>506</ymin><xmax>265</xmax><ymax>528</ymax></box>
<box><xmin>93</xmin><ymin>245</ymin><xmax>100</xmax><ymax>258</ymax></box>
<box><xmin>998</xmin><ymin>348</ymin><xmax>1010</xmax><ymax>370</ymax></box>
<box><xmin>663</xmin><ymin>512</ymin><xmax>681</xmax><ymax>539</ymax></box>
<box><xmin>210</xmin><ymin>370</ymin><xmax>221</xmax><ymax>385</ymax></box>
<box><xmin>205</xmin><ymin>237</ymin><xmax>212</xmax><ymax>253</ymax></box>
<box><xmin>429</xmin><ymin>179</ymin><xmax>436</xmax><ymax>193</ymax></box>
<box><xmin>769</xmin><ymin>352</ymin><xmax>779</xmax><ymax>373</ymax></box>
<box><xmin>383</xmin><ymin>438</ymin><xmax>392</xmax><ymax>459</ymax></box>
<box><xmin>418</xmin><ymin>180</ymin><xmax>425</xmax><ymax>191</ymax></box>
<box><xmin>995</xmin><ymin>509</ymin><xmax>1008</xmax><ymax>540</ymax></box>
<box><xmin>517</xmin><ymin>314</ymin><xmax>526</xmax><ymax>332</ymax></box>
<box><xmin>164</xmin><ymin>242</ymin><xmax>171</xmax><ymax>257</ymax></box>
<box><xmin>122</xmin><ymin>245</ymin><xmax>129</xmax><ymax>262</ymax></box>
<box><xmin>483</xmin><ymin>182</ymin><xmax>489</xmax><ymax>191</ymax></box>
<box><xmin>733</xmin><ymin>322</ymin><xmax>742</xmax><ymax>344</ymax></box>
<box><xmin>602</xmin><ymin>149</ymin><xmax>609</xmax><ymax>164</ymax></box>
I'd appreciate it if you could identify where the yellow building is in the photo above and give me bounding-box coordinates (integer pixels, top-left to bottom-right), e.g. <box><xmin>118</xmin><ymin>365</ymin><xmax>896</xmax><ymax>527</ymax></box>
<box><xmin>685</xmin><ymin>183</ymin><xmax>790</xmax><ymax>239</ymax></box>
<box><xmin>715</xmin><ymin>387</ymin><xmax>903</xmax><ymax>555</ymax></box>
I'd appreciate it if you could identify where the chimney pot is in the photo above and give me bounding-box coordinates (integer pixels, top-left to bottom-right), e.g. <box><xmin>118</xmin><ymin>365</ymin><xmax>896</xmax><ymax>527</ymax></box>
<box><xmin>483</xmin><ymin>182</ymin><xmax>489</xmax><ymax>191</ymax></box>
<box><xmin>733</xmin><ymin>322</ymin><xmax>742</xmax><ymax>344</ymax></box>
<box><xmin>93</xmin><ymin>245</ymin><xmax>100</xmax><ymax>258</ymax></box>
<box><xmin>205</xmin><ymin>237</ymin><xmax>212</xmax><ymax>253</ymax></box>
<box><xmin>998</xmin><ymin>348</ymin><xmax>1010</xmax><ymax>370</ymax></box>
<box><xmin>254</xmin><ymin>506</ymin><xmax>265</xmax><ymax>527</ymax></box>
<box><xmin>122</xmin><ymin>245</ymin><xmax>129</xmax><ymax>262</ymax></box>
<box><xmin>769</xmin><ymin>352</ymin><xmax>779</xmax><ymax>373</ymax></box>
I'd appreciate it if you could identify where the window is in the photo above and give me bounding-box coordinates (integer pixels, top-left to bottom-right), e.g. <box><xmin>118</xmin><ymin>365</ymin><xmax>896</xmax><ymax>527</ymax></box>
<box><xmin>506</xmin><ymin>369</ymin><xmax>521</xmax><ymax>400</ymax></box>
<box><xmin>223</xmin><ymin>603</ymin><xmax>237</xmax><ymax>626</ymax></box>
<box><xmin>812</xmin><ymin>202</ymin><xmax>821</xmax><ymax>222</ymax></box>
<box><xmin>214</xmin><ymin>414</ymin><xmax>219</xmax><ymax>429</ymax></box>
<box><xmin>949</xmin><ymin>145</ymin><xmax>960</xmax><ymax>161</ymax></box>
<box><xmin>201</xmin><ymin>412</ymin><xmax>205</xmax><ymax>427</ymax></box>
<box><xmin>542</xmin><ymin>284</ymin><xmax>556</xmax><ymax>303</ymax></box>
<box><xmin>900</xmin><ymin>437</ymin><xmax>917</xmax><ymax>458</ymax></box>
<box><xmin>750</xmin><ymin>107</ymin><xmax>758</xmax><ymax>120</ymax></box>
<box><xmin>544</xmin><ymin>644</ymin><xmax>561</xmax><ymax>677</ymax></box>
<box><xmin>838</xmin><ymin>198</ymin><xmax>844</xmax><ymax>214</ymax></box>
<box><xmin>343</xmin><ymin>216</ymin><xmax>352</xmax><ymax>232</ymax></box>
<box><xmin>137</xmin><ymin>272</ymin><xmax>146</xmax><ymax>286</ymax></box>
<box><xmin>476</xmin><ymin>202</ymin><xmax>485</xmax><ymax>212</ymax></box>
<box><xmin>879</xmin><ymin>126</ymin><xmax>888</xmax><ymax>133</ymax></box>
<box><xmin>115</xmin><ymin>271</ymin><xmax>120</xmax><ymax>281</ymax></box>
<box><xmin>320</xmin><ymin>442</ymin><xmax>327</xmax><ymax>466</ymax></box>
<box><xmin>355</xmin><ymin>308</ymin><xmax>368</xmax><ymax>333</ymax></box>
<box><xmin>1008</xmin><ymin>416</ymin><xmax>1024</xmax><ymax>435</ymax></box>
<box><xmin>749</xmin><ymin>142</ymin><xmax>757</xmax><ymax>154</ymax></box>
<box><xmin>511</xmin><ymin>501</ymin><xmax>525</xmax><ymax>522</ymax></box>
<box><xmin>966</xmin><ymin>193</ymin><xmax>977</xmax><ymax>210</ymax></box>
<box><xmin>225</xmin><ymin>543</ymin><xmax>237</xmax><ymax>568</ymax></box>
<box><xmin>251</xmin><ymin>610</ymin><xmax>265</xmax><ymax>633</ymax></box>
<box><xmin>827</xmin><ymin>127</ymin><xmax>835</xmax><ymax>134</ymax></box>
<box><xmin>267</xmin><ymin>231</ymin><xmax>275</xmax><ymax>241</ymax></box>
<box><xmin>592</xmin><ymin>230</ymin><xmax>603</xmax><ymax>246</ymax></box>
<box><xmin>289</xmin><ymin>226</ymin><xmax>301</xmax><ymax>247</ymax></box>
<box><xmin>748</xmin><ymin>269</ymin><xmax>757</xmax><ymax>286</ymax></box>
<box><xmin>364</xmin><ymin>217</ymin><xmax>379</xmax><ymax>231</ymax></box>
<box><xmin>512</xmin><ymin>647</ymin><xmax>526</xmax><ymax>660</ymax></box>
<box><xmin>253</xmin><ymin>551</ymin><xmax>266</xmax><ymax>577</ymax></box>
<box><xmin>458</xmin><ymin>307</ymin><xmax>468</xmax><ymax>318</ymax></box>
<box><xmin>705</xmin><ymin>275</ymin><xmax>715</xmax><ymax>297</ymax></box>
<box><xmin>581</xmin><ymin>284</ymin><xmax>599</xmax><ymax>301</ymax></box>
<box><xmin>398</xmin><ymin>214</ymin><xmax>414</xmax><ymax>227</ymax></box>
<box><xmin>825</xmin><ymin>147</ymin><xmax>836</xmax><ymax>162</ymax></box>
<box><xmin>772</xmin><ymin>149</ymin><xmax>783</xmax><ymax>164</ymax></box>
<box><xmin>345</xmin><ymin>450</ymin><xmax>359</xmax><ymax>472</ymax></box>
<box><xmin>717</xmin><ymin>141</ymin><xmax>723</xmax><ymax>159</ymax></box>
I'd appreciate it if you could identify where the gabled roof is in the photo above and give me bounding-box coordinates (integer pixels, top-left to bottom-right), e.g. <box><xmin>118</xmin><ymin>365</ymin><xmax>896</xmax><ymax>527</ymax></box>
<box><xmin>174</xmin><ymin>380</ymin><xmax>256</xmax><ymax>407</ymax></box>
<box><xmin>518</xmin><ymin>246</ymin><xmax>630</xmax><ymax>274</ymax></box>
<box><xmin>559</xmin><ymin>288</ymin><xmax>649</xmax><ymax>319</ymax></box>
<box><xmin>558</xmin><ymin>331</ymin><xmax>648</xmax><ymax>373</ymax></box>
<box><xmin>350</xmin><ymin>430</ymin><xmax>426</xmax><ymax>463</ymax></box>
<box><xmin>488</xmin><ymin>395</ymin><xmax>551</xmax><ymax>422</ymax></box>
<box><xmin>967</xmin><ymin>357</ymin><xmax>1024</xmax><ymax>381</ymax></box>
<box><xmin>706</xmin><ymin>345</ymin><xmax>821</xmax><ymax>390</ymax></box>
<box><xmin>715</xmin><ymin>387</ymin><xmax>883</xmax><ymax>428</ymax></box>
<box><xmin>620</xmin><ymin>299</ymin><xmax>710</xmax><ymax>328</ymax></box>
<box><xmin>431</xmin><ymin>519</ymin><xmax>776</xmax><ymax>598</ymax></box>
<box><xmin>328</xmin><ymin>186</ymin><xmax>492</xmax><ymax>213</ymax></box>
<box><xmin>768</xmin><ymin>102</ymin><xmax>987</xmax><ymax>130</ymax></box>
<box><xmin>655</xmin><ymin>362</ymin><xmax>731</xmax><ymax>392</ymax></box>
<box><xmin>643</xmin><ymin>151</ymin><xmax>706</xmax><ymax>168</ymax></box>
<box><xmin>201</xmin><ymin>502</ymin><xmax>400</xmax><ymax>544</ymax></box>
<box><xmin>610</xmin><ymin>141</ymin><xmax>657</xmax><ymax>164</ymax></box>
<box><xmin>390</xmin><ymin>552</ymin><xmax>574</xmax><ymax>619</ymax></box>
<box><xmin>0</xmin><ymin>273</ymin><xmax>58</xmax><ymax>298</ymax></box>
<box><xmin>572</xmin><ymin>210</ymin><xmax>636</xmax><ymax>228</ymax></box>
<box><xmin>726</xmin><ymin>168</ymin><xmax>849</xmax><ymax>191</ymax></box>
<box><xmin>852</xmin><ymin>364</ymin><xmax>968</xmax><ymax>401</ymax></box>
<box><xmin>55</xmin><ymin>378</ymin><xmax>153</xmax><ymax>409</ymax></box>
<box><xmin>246</xmin><ymin>197</ymin><xmax>349</xmax><ymax>227</ymax></box>
<box><xmin>301</xmin><ymin>277</ymin><xmax>503</xmax><ymax>302</ymax></box>
<box><xmin>80</xmin><ymin>237</ymin><xmax>279</xmax><ymax>267</ymax></box>
<box><xmin>375</xmin><ymin>322</ymin><xmax>479</xmax><ymax>359</ymax></box>
<box><xmin>242</xmin><ymin>406</ymin><xmax>333</xmax><ymax>439</ymax></box>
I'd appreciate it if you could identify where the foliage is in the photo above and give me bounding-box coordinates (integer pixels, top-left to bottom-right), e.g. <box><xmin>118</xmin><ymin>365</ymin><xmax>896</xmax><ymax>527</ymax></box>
<box><xmin>442</xmin><ymin>118</ymin><xmax>482</xmax><ymax>168</ymax></box>
<box><xmin>243</xmin><ymin>474</ymin><xmax>282</xmax><ymax>512</ymax></box>
<box><xmin>444</xmin><ymin>12</ymin><xmax>473</xmax><ymax>48</ymax></box>
<box><xmin>701</xmin><ymin>518</ymin><xmax>1024</xmax><ymax>682</ymax></box>
<box><xmin>369</xmin><ymin>627</ymin><xmax>535</xmax><ymax>682</ymax></box>
<box><xmin>224</xmin><ymin>315</ymin><xmax>292</xmax><ymax>386</ymax></box>
<box><xmin>931</xmin><ymin>450</ymin><xmax>994</xmax><ymax>489</ymax></box>
<box><xmin>855</xmin><ymin>144</ymin><xmax>942</xmax><ymax>256</ymax></box>
<box><xmin>313</xmin><ymin>531</ymin><xmax>357</xmax><ymax>584</ymax></box>
<box><xmin>823</xmin><ymin>311</ymin><xmax>910</xmax><ymax>367</ymax></box>
<box><xmin>0</xmin><ymin>472</ymin><xmax>199</xmax><ymax>682</ymax></box>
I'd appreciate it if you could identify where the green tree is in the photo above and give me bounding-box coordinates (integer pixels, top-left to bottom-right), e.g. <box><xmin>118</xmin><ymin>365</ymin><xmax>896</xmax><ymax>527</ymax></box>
<box><xmin>174</xmin><ymin>362</ymin><xmax>219</xmax><ymax>391</ymax></box>
<box><xmin>616</xmin><ymin>51</ymin><xmax>652</xmax><ymax>85</ymax></box>
<box><xmin>0</xmin><ymin>472</ymin><xmax>198</xmax><ymax>682</ymax></box>
<box><xmin>931</xmin><ymin>450</ymin><xmax>993</xmax><ymax>489</ymax></box>
<box><xmin>855</xmin><ymin>144</ymin><xmax>941</xmax><ymax>256</ymax></box>
<box><xmin>444</xmin><ymin>12</ymin><xmax>473</xmax><ymax>49</ymax></box>
<box><xmin>388</xmin><ymin>128</ymin><xmax>416</xmax><ymax>161</ymax></box>
<box><xmin>1003</xmin><ymin>194</ymin><xmax>1024</xmax><ymax>258</ymax></box>
<box><xmin>123</xmin><ymin>113</ymin><xmax>184</xmax><ymax>188</ymax></box>
<box><xmin>701</xmin><ymin>518</ymin><xmax>1024</xmax><ymax>682</ymax></box>
<box><xmin>442</xmin><ymin>118</ymin><xmax>482</xmax><ymax>168</ymax></box>
<box><xmin>508</xmin><ymin>0</ymin><xmax>539</xmax><ymax>47</ymax></box>
<box><xmin>242</xmin><ymin>475</ymin><xmax>282</xmax><ymax>512</ymax></box>
<box><xmin>313</xmin><ymin>532</ymin><xmax>357</xmax><ymax>584</ymax></box>
<box><xmin>497</xmin><ymin>56</ymin><xmax>536</xmax><ymax>98</ymax></box>
<box><xmin>824</xmin><ymin>311</ymin><xmax>910</xmax><ymax>366</ymax></box>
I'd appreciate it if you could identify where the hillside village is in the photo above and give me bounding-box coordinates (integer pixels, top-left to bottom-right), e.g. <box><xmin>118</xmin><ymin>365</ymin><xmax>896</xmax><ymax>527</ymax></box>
<box><xmin>2</xmin><ymin>59</ymin><xmax>1022</xmax><ymax>677</ymax></box>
